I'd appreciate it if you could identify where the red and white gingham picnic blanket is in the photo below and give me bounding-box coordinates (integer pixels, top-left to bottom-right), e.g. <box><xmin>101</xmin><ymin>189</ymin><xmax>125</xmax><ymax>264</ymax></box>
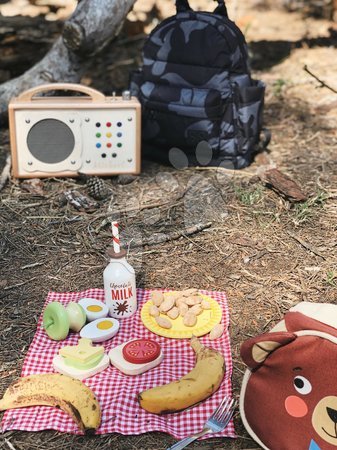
<box><xmin>1</xmin><ymin>288</ymin><xmax>235</xmax><ymax>440</ymax></box>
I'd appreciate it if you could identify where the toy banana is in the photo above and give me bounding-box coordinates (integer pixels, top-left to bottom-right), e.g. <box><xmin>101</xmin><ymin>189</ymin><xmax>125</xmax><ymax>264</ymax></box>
<box><xmin>0</xmin><ymin>373</ymin><xmax>101</xmax><ymax>432</ymax></box>
<box><xmin>138</xmin><ymin>336</ymin><xmax>225</xmax><ymax>414</ymax></box>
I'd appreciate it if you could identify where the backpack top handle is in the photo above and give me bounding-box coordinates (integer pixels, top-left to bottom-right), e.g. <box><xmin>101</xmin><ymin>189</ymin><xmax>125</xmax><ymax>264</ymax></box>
<box><xmin>176</xmin><ymin>0</ymin><xmax>228</xmax><ymax>17</ymax></box>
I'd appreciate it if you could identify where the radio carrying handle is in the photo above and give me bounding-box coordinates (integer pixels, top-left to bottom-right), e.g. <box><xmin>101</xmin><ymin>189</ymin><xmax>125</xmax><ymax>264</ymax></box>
<box><xmin>16</xmin><ymin>83</ymin><xmax>106</xmax><ymax>102</ymax></box>
<box><xmin>176</xmin><ymin>0</ymin><xmax>228</xmax><ymax>16</ymax></box>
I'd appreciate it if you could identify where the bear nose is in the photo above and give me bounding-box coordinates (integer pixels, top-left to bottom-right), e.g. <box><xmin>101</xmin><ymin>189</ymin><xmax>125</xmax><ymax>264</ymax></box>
<box><xmin>327</xmin><ymin>407</ymin><xmax>337</xmax><ymax>424</ymax></box>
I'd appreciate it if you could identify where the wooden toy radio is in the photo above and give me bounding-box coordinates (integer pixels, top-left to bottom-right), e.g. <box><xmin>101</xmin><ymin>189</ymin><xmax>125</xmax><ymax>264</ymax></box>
<box><xmin>9</xmin><ymin>83</ymin><xmax>141</xmax><ymax>178</ymax></box>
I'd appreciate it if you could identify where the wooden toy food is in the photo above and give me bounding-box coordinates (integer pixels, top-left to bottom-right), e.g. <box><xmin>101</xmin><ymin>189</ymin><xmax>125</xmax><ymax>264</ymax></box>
<box><xmin>109</xmin><ymin>339</ymin><xmax>163</xmax><ymax>375</ymax></box>
<box><xmin>53</xmin><ymin>338</ymin><xmax>110</xmax><ymax>380</ymax></box>
<box><xmin>141</xmin><ymin>290</ymin><xmax>222</xmax><ymax>338</ymax></box>
<box><xmin>103</xmin><ymin>241</ymin><xmax>137</xmax><ymax>319</ymax></box>
<box><xmin>78</xmin><ymin>298</ymin><xmax>109</xmax><ymax>322</ymax></box>
<box><xmin>138</xmin><ymin>336</ymin><xmax>225</xmax><ymax>414</ymax></box>
<box><xmin>209</xmin><ymin>323</ymin><xmax>225</xmax><ymax>340</ymax></box>
<box><xmin>0</xmin><ymin>373</ymin><xmax>101</xmax><ymax>432</ymax></box>
<box><xmin>80</xmin><ymin>317</ymin><xmax>119</xmax><ymax>343</ymax></box>
<box><xmin>43</xmin><ymin>301</ymin><xmax>86</xmax><ymax>341</ymax></box>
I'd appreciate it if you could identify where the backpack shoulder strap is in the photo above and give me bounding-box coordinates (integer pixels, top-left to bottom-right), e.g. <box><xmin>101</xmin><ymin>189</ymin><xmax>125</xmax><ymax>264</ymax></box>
<box><xmin>213</xmin><ymin>0</ymin><xmax>228</xmax><ymax>17</ymax></box>
<box><xmin>175</xmin><ymin>0</ymin><xmax>192</xmax><ymax>13</ymax></box>
<box><xmin>176</xmin><ymin>0</ymin><xmax>228</xmax><ymax>17</ymax></box>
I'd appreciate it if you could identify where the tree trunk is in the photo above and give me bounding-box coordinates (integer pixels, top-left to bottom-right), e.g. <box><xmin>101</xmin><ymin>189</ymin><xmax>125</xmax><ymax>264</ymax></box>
<box><xmin>0</xmin><ymin>0</ymin><xmax>137</xmax><ymax>119</ymax></box>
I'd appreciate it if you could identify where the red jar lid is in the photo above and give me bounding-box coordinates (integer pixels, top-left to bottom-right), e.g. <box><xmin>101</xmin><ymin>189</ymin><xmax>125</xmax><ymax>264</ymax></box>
<box><xmin>122</xmin><ymin>339</ymin><xmax>161</xmax><ymax>364</ymax></box>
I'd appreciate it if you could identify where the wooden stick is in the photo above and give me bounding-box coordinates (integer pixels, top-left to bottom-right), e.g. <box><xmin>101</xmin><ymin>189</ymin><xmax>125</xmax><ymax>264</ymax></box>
<box><xmin>127</xmin><ymin>222</ymin><xmax>212</xmax><ymax>248</ymax></box>
<box><xmin>0</xmin><ymin>154</ymin><xmax>11</xmax><ymax>191</ymax></box>
<box><xmin>304</xmin><ymin>65</ymin><xmax>337</xmax><ymax>94</ymax></box>
<box><xmin>288</xmin><ymin>231</ymin><xmax>325</xmax><ymax>259</ymax></box>
<box><xmin>0</xmin><ymin>0</ymin><xmax>137</xmax><ymax>118</ymax></box>
<box><xmin>4</xmin><ymin>277</ymin><xmax>38</xmax><ymax>291</ymax></box>
<box><xmin>4</xmin><ymin>439</ymin><xmax>17</xmax><ymax>450</ymax></box>
<box><xmin>194</xmin><ymin>166</ymin><xmax>255</xmax><ymax>177</ymax></box>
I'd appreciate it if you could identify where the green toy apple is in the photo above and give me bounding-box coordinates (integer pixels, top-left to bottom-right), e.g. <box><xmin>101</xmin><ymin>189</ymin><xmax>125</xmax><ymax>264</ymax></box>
<box><xmin>43</xmin><ymin>301</ymin><xmax>86</xmax><ymax>341</ymax></box>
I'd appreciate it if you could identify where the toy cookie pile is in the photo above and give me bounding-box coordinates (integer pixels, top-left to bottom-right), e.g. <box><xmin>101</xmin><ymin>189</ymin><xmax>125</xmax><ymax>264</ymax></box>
<box><xmin>150</xmin><ymin>289</ymin><xmax>213</xmax><ymax>327</ymax></box>
<box><xmin>141</xmin><ymin>289</ymin><xmax>223</xmax><ymax>339</ymax></box>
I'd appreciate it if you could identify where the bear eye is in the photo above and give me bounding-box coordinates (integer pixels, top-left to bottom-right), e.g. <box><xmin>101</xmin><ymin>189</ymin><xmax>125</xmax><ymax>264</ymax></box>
<box><xmin>293</xmin><ymin>376</ymin><xmax>312</xmax><ymax>395</ymax></box>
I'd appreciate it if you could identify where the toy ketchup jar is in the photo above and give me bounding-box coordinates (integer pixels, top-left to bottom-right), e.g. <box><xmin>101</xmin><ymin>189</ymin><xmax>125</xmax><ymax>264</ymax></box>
<box><xmin>103</xmin><ymin>248</ymin><xmax>137</xmax><ymax>319</ymax></box>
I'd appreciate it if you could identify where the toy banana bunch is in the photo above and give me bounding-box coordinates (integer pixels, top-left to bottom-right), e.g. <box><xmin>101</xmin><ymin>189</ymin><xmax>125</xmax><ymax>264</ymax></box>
<box><xmin>138</xmin><ymin>336</ymin><xmax>225</xmax><ymax>414</ymax></box>
<box><xmin>0</xmin><ymin>373</ymin><xmax>101</xmax><ymax>432</ymax></box>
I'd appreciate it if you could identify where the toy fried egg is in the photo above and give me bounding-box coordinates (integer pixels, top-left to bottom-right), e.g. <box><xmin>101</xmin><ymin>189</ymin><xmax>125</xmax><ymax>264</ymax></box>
<box><xmin>78</xmin><ymin>298</ymin><xmax>109</xmax><ymax>322</ymax></box>
<box><xmin>80</xmin><ymin>317</ymin><xmax>119</xmax><ymax>343</ymax></box>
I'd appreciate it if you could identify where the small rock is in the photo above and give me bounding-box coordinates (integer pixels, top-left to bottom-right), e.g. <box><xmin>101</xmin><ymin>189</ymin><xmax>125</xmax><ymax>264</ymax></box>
<box><xmin>117</xmin><ymin>174</ymin><xmax>138</xmax><ymax>185</ymax></box>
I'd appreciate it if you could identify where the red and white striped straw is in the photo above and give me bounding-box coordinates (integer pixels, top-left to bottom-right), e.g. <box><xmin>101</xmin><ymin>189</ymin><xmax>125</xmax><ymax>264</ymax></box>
<box><xmin>111</xmin><ymin>221</ymin><xmax>120</xmax><ymax>253</ymax></box>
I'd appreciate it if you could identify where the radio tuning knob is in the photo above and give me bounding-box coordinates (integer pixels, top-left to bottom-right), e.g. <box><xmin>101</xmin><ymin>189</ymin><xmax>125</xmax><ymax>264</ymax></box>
<box><xmin>122</xmin><ymin>90</ymin><xmax>131</xmax><ymax>101</ymax></box>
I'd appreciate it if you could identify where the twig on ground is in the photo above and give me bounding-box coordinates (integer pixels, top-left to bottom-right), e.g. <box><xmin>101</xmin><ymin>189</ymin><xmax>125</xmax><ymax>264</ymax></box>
<box><xmin>4</xmin><ymin>438</ymin><xmax>17</xmax><ymax>450</ymax></box>
<box><xmin>125</xmin><ymin>222</ymin><xmax>212</xmax><ymax>248</ymax></box>
<box><xmin>288</xmin><ymin>232</ymin><xmax>326</xmax><ymax>259</ymax></box>
<box><xmin>194</xmin><ymin>166</ymin><xmax>255</xmax><ymax>177</ymax></box>
<box><xmin>4</xmin><ymin>277</ymin><xmax>38</xmax><ymax>291</ymax></box>
<box><xmin>0</xmin><ymin>154</ymin><xmax>11</xmax><ymax>192</ymax></box>
<box><xmin>304</xmin><ymin>65</ymin><xmax>337</xmax><ymax>94</ymax></box>
<box><xmin>21</xmin><ymin>262</ymin><xmax>45</xmax><ymax>270</ymax></box>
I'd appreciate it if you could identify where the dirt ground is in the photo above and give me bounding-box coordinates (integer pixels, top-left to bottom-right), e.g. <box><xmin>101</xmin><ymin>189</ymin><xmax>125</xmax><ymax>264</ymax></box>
<box><xmin>0</xmin><ymin>0</ymin><xmax>337</xmax><ymax>449</ymax></box>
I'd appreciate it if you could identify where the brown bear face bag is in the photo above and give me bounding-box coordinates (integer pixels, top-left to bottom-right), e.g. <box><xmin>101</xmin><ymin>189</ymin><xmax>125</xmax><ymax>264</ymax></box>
<box><xmin>240</xmin><ymin>302</ymin><xmax>337</xmax><ymax>450</ymax></box>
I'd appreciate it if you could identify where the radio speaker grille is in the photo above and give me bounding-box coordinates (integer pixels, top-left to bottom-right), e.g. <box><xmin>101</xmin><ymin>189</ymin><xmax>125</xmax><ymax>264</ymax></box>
<box><xmin>27</xmin><ymin>119</ymin><xmax>75</xmax><ymax>164</ymax></box>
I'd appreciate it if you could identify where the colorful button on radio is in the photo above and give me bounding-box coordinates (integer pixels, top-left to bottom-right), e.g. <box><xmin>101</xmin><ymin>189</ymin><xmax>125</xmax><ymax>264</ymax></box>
<box><xmin>96</xmin><ymin>122</ymin><xmax>101</xmax><ymax>127</ymax></box>
<box><xmin>117</xmin><ymin>132</ymin><xmax>122</xmax><ymax>137</ymax></box>
<box><xmin>106</xmin><ymin>122</ymin><xmax>111</xmax><ymax>127</ymax></box>
<box><xmin>106</xmin><ymin>132</ymin><xmax>112</xmax><ymax>138</ymax></box>
<box><xmin>96</xmin><ymin>132</ymin><xmax>101</xmax><ymax>138</ymax></box>
<box><xmin>117</xmin><ymin>122</ymin><xmax>122</xmax><ymax>127</ymax></box>
<box><xmin>96</xmin><ymin>143</ymin><xmax>101</xmax><ymax>148</ymax></box>
<box><xmin>117</xmin><ymin>143</ymin><xmax>122</xmax><ymax>148</ymax></box>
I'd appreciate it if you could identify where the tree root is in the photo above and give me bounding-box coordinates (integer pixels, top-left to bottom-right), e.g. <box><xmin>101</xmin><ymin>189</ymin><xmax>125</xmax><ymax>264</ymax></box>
<box><xmin>0</xmin><ymin>0</ymin><xmax>136</xmax><ymax>119</ymax></box>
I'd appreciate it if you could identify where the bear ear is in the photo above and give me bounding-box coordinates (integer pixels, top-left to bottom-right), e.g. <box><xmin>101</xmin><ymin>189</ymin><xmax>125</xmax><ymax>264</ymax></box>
<box><xmin>240</xmin><ymin>331</ymin><xmax>297</xmax><ymax>370</ymax></box>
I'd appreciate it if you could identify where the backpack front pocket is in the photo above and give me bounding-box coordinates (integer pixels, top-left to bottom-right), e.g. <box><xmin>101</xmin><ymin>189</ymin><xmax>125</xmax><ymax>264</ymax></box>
<box><xmin>140</xmin><ymin>83</ymin><xmax>232</xmax><ymax>150</ymax></box>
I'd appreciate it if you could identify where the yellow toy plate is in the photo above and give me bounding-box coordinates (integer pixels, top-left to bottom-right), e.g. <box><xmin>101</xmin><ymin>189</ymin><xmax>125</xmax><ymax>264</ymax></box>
<box><xmin>140</xmin><ymin>294</ymin><xmax>222</xmax><ymax>339</ymax></box>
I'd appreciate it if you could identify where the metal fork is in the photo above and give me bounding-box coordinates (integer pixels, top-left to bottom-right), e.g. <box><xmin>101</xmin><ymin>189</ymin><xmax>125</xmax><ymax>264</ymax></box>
<box><xmin>166</xmin><ymin>396</ymin><xmax>237</xmax><ymax>450</ymax></box>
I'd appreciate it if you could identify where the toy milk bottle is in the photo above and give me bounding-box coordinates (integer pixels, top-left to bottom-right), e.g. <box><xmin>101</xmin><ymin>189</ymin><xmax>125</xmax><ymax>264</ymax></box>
<box><xmin>103</xmin><ymin>248</ymin><xmax>137</xmax><ymax>319</ymax></box>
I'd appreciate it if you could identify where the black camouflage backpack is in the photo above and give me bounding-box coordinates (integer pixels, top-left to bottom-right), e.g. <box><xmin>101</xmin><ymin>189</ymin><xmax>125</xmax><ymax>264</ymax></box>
<box><xmin>130</xmin><ymin>0</ymin><xmax>269</xmax><ymax>169</ymax></box>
